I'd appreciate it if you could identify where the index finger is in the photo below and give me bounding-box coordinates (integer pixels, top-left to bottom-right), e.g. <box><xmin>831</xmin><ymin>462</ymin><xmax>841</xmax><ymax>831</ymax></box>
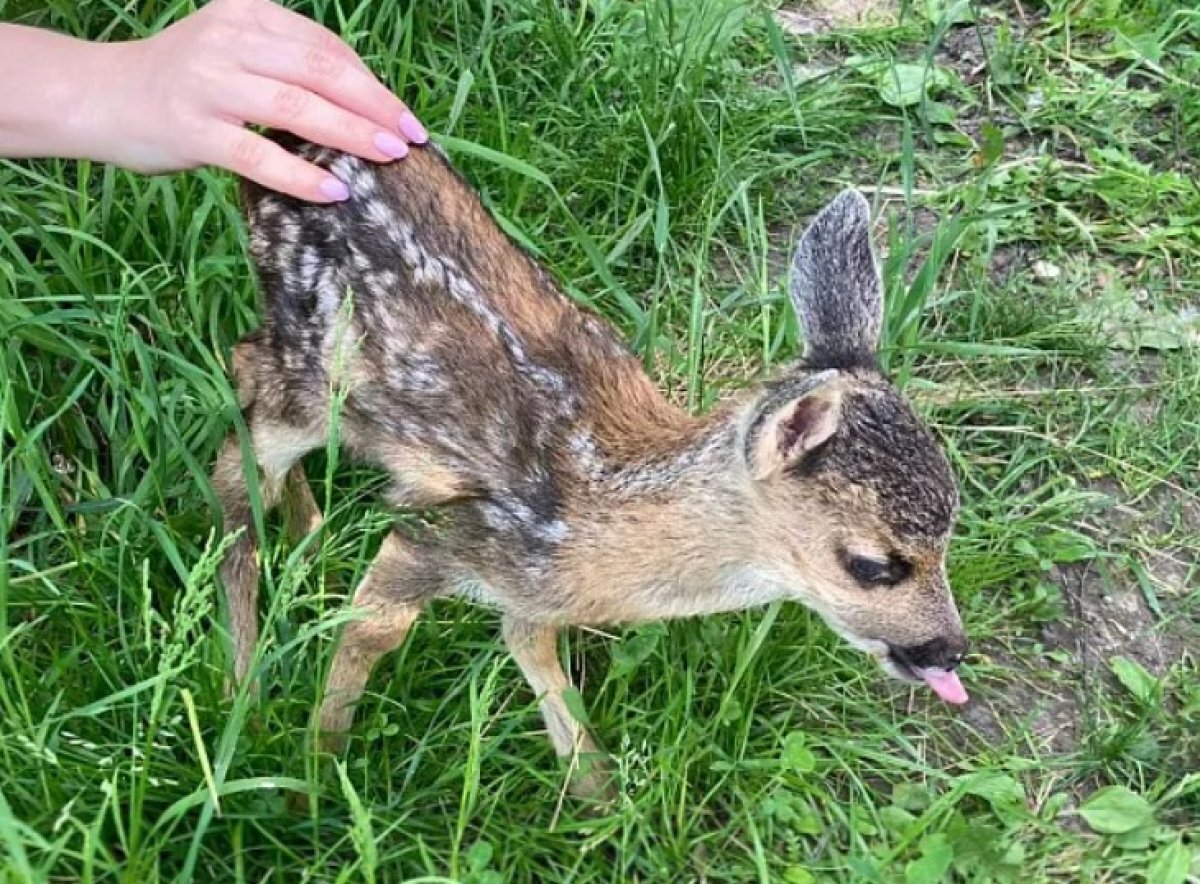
<box><xmin>244</xmin><ymin>2</ymin><xmax>422</xmax><ymax>139</ymax></box>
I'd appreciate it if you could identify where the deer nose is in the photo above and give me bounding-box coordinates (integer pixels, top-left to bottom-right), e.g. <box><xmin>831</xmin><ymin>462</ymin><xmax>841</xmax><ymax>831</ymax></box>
<box><xmin>889</xmin><ymin>635</ymin><xmax>968</xmax><ymax>672</ymax></box>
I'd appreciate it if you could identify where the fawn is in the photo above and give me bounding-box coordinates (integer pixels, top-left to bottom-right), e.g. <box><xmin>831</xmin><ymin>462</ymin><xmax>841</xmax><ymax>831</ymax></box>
<box><xmin>212</xmin><ymin>135</ymin><xmax>968</xmax><ymax>798</ymax></box>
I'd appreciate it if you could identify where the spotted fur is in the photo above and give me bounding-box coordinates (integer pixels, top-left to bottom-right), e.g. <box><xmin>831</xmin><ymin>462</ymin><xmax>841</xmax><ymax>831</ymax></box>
<box><xmin>212</xmin><ymin>136</ymin><xmax>966</xmax><ymax>799</ymax></box>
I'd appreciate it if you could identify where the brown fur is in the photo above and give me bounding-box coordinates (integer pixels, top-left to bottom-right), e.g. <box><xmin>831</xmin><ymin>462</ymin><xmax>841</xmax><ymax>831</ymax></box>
<box><xmin>212</xmin><ymin>138</ymin><xmax>966</xmax><ymax>799</ymax></box>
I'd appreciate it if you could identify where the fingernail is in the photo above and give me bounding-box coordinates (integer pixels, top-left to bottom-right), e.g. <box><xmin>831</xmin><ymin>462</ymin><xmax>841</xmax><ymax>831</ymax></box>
<box><xmin>320</xmin><ymin>177</ymin><xmax>350</xmax><ymax>201</ymax></box>
<box><xmin>398</xmin><ymin>111</ymin><xmax>428</xmax><ymax>144</ymax></box>
<box><xmin>374</xmin><ymin>131</ymin><xmax>409</xmax><ymax>159</ymax></box>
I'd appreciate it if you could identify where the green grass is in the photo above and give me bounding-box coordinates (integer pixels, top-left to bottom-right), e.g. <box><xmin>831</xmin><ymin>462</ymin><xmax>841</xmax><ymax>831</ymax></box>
<box><xmin>1</xmin><ymin>0</ymin><xmax>1198</xmax><ymax>881</ymax></box>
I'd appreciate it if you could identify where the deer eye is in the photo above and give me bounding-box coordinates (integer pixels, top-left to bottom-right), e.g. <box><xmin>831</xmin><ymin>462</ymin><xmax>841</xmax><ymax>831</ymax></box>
<box><xmin>845</xmin><ymin>554</ymin><xmax>911</xmax><ymax>587</ymax></box>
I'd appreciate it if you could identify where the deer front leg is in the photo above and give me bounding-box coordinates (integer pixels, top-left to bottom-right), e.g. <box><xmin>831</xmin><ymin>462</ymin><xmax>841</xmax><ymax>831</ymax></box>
<box><xmin>502</xmin><ymin>617</ymin><xmax>614</xmax><ymax>802</ymax></box>
<box><xmin>318</xmin><ymin>532</ymin><xmax>426</xmax><ymax>745</ymax></box>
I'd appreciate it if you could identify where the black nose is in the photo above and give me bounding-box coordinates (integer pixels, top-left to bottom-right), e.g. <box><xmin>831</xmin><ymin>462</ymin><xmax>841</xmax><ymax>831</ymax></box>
<box><xmin>889</xmin><ymin>635</ymin><xmax>968</xmax><ymax>672</ymax></box>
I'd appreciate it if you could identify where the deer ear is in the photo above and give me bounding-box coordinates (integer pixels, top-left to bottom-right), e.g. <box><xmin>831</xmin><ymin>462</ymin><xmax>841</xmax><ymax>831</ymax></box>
<box><xmin>789</xmin><ymin>189</ymin><xmax>883</xmax><ymax>369</ymax></box>
<box><xmin>750</xmin><ymin>373</ymin><xmax>844</xmax><ymax>480</ymax></box>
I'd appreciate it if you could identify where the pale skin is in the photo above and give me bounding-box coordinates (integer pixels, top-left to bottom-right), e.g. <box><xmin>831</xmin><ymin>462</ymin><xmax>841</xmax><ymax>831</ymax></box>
<box><xmin>0</xmin><ymin>0</ymin><xmax>426</xmax><ymax>202</ymax></box>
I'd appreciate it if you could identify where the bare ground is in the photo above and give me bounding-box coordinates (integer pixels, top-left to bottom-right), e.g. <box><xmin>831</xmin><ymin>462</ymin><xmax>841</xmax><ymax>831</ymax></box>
<box><xmin>964</xmin><ymin>482</ymin><xmax>1197</xmax><ymax>758</ymax></box>
<box><xmin>774</xmin><ymin>0</ymin><xmax>898</xmax><ymax>36</ymax></box>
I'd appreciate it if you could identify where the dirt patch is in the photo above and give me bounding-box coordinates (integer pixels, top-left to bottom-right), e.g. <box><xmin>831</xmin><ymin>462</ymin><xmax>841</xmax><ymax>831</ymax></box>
<box><xmin>1079</xmin><ymin>480</ymin><xmax>1199</xmax><ymax>626</ymax></box>
<box><xmin>988</xmin><ymin>244</ymin><xmax>1034</xmax><ymax>283</ymax></box>
<box><xmin>1049</xmin><ymin>562</ymin><xmax>1186</xmax><ymax>680</ymax></box>
<box><xmin>945</xmin><ymin>638</ymin><xmax>1083</xmax><ymax>756</ymax></box>
<box><xmin>959</xmin><ymin>479</ymin><xmax>1197</xmax><ymax>757</ymax></box>
<box><xmin>934</xmin><ymin>22</ymin><xmax>998</xmax><ymax>86</ymax></box>
<box><xmin>773</xmin><ymin>0</ymin><xmax>897</xmax><ymax>36</ymax></box>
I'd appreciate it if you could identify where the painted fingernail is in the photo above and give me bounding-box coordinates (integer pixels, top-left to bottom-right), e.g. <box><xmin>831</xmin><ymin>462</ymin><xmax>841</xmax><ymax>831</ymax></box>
<box><xmin>374</xmin><ymin>131</ymin><xmax>409</xmax><ymax>159</ymax></box>
<box><xmin>320</xmin><ymin>177</ymin><xmax>350</xmax><ymax>201</ymax></box>
<box><xmin>398</xmin><ymin>111</ymin><xmax>428</xmax><ymax>144</ymax></box>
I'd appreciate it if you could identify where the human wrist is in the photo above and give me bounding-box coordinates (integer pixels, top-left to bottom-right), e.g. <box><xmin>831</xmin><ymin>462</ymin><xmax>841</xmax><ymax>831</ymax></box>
<box><xmin>55</xmin><ymin>38</ymin><xmax>140</xmax><ymax>166</ymax></box>
<box><xmin>0</xmin><ymin>26</ymin><xmax>110</xmax><ymax>161</ymax></box>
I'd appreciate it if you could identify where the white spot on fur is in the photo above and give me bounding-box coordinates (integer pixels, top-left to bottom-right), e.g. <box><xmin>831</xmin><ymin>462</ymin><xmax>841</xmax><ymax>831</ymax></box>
<box><xmin>276</xmin><ymin>220</ymin><xmax>300</xmax><ymax>245</ymax></box>
<box><xmin>365</xmin><ymin>270</ymin><xmax>399</xmax><ymax>298</ymax></box>
<box><xmin>330</xmin><ymin>155</ymin><xmax>376</xmax><ymax>196</ymax></box>
<box><xmin>541</xmin><ymin>519</ymin><xmax>570</xmax><ymax>543</ymax></box>
<box><xmin>249</xmin><ymin>229</ymin><xmax>269</xmax><ymax>256</ymax></box>
<box><xmin>255</xmin><ymin>198</ymin><xmax>281</xmax><ymax>221</ymax></box>
<box><xmin>363</xmin><ymin>199</ymin><xmax>393</xmax><ymax>229</ymax></box>
<box><xmin>570</xmin><ymin>431</ymin><xmax>603</xmax><ymax>477</ymax></box>
<box><xmin>349</xmin><ymin>244</ymin><xmax>373</xmax><ymax>272</ymax></box>
<box><xmin>394</xmin><ymin>222</ymin><xmax>446</xmax><ymax>285</ymax></box>
<box><xmin>316</xmin><ymin>267</ymin><xmax>341</xmax><ymax>314</ymax></box>
<box><xmin>454</xmin><ymin>576</ymin><xmax>501</xmax><ymax>607</ymax></box>
<box><xmin>299</xmin><ymin>247</ymin><xmax>320</xmax><ymax>289</ymax></box>
<box><xmin>400</xmin><ymin>355</ymin><xmax>446</xmax><ymax>392</ymax></box>
<box><xmin>479</xmin><ymin>499</ymin><xmax>512</xmax><ymax>531</ymax></box>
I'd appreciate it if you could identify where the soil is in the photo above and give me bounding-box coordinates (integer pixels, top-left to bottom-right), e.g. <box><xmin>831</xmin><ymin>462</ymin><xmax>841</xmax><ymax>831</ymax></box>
<box><xmin>960</xmin><ymin>480</ymin><xmax>1197</xmax><ymax>758</ymax></box>
<box><xmin>773</xmin><ymin>0</ymin><xmax>898</xmax><ymax>36</ymax></box>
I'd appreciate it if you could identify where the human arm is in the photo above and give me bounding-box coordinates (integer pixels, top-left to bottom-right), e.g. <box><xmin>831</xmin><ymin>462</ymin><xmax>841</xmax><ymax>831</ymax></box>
<box><xmin>0</xmin><ymin>0</ymin><xmax>427</xmax><ymax>202</ymax></box>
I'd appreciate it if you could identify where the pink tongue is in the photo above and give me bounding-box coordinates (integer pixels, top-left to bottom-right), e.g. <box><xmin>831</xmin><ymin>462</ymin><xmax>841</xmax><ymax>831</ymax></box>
<box><xmin>918</xmin><ymin>668</ymin><xmax>969</xmax><ymax>705</ymax></box>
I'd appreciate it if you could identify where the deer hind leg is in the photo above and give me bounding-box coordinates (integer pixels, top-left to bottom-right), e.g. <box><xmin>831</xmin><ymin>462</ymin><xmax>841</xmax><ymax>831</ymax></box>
<box><xmin>280</xmin><ymin>464</ymin><xmax>323</xmax><ymax>544</ymax></box>
<box><xmin>502</xmin><ymin>618</ymin><xmax>615</xmax><ymax>802</ymax></box>
<box><xmin>318</xmin><ymin>530</ymin><xmax>436</xmax><ymax>743</ymax></box>
<box><xmin>234</xmin><ymin>336</ymin><xmax>325</xmax><ymax>546</ymax></box>
<box><xmin>214</xmin><ymin>339</ymin><xmax>326</xmax><ymax>688</ymax></box>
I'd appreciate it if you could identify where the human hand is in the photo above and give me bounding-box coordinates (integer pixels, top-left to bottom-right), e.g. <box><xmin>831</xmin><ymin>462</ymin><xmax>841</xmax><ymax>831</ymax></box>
<box><xmin>79</xmin><ymin>0</ymin><xmax>425</xmax><ymax>201</ymax></box>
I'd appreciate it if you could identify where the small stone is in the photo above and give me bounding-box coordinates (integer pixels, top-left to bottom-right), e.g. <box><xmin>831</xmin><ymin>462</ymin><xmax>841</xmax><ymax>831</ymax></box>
<box><xmin>1032</xmin><ymin>259</ymin><xmax>1061</xmax><ymax>281</ymax></box>
<box><xmin>775</xmin><ymin>8</ymin><xmax>822</xmax><ymax>35</ymax></box>
<box><xmin>792</xmin><ymin>62</ymin><xmax>835</xmax><ymax>83</ymax></box>
<box><xmin>773</xmin><ymin>0</ymin><xmax>898</xmax><ymax>36</ymax></box>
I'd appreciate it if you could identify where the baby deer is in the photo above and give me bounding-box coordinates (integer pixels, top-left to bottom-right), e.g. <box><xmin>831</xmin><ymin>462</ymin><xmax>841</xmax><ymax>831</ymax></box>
<box><xmin>213</xmin><ymin>135</ymin><xmax>968</xmax><ymax>798</ymax></box>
